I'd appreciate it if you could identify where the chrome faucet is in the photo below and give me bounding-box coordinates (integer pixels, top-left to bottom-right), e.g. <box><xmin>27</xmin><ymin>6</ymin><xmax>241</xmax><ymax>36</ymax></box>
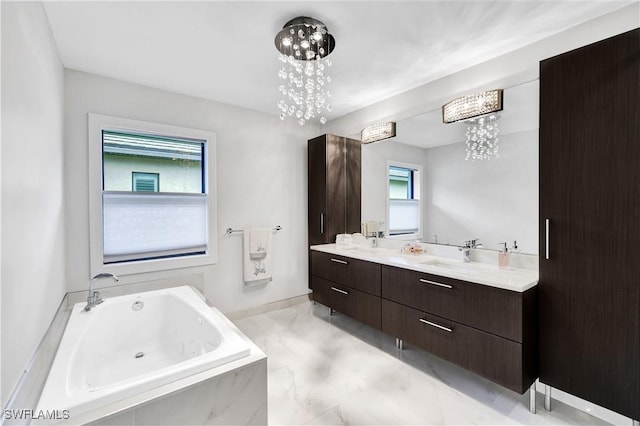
<box><xmin>467</xmin><ymin>239</ymin><xmax>483</xmax><ymax>249</ymax></box>
<box><xmin>85</xmin><ymin>272</ymin><xmax>119</xmax><ymax>311</ymax></box>
<box><xmin>459</xmin><ymin>239</ymin><xmax>481</xmax><ymax>262</ymax></box>
<box><xmin>459</xmin><ymin>242</ymin><xmax>472</xmax><ymax>262</ymax></box>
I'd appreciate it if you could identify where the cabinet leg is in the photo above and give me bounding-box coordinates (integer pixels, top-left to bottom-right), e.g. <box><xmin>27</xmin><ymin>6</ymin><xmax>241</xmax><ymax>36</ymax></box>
<box><xmin>329</xmin><ymin>307</ymin><xmax>333</xmax><ymax>315</ymax></box>
<box><xmin>544</xmin><ymin>385</ymin><xmax>552</xmax><ymax>411</ymax></box>
<box><xmin>529</xmin><ymin>383</ymin><xmax>536</xmax><ymax>414</ymax></box>
<box><xmin>395</xmin><ymin>338</ymin><xmax>404</xmax><ymax>350</ymax></box>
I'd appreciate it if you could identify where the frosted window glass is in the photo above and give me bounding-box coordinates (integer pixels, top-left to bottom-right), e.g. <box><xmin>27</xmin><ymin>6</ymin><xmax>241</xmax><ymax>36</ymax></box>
<box><xmin>389</xmin><ymin>199</ymin><xmax>419</xmax><ymax>234</ymax></box>
<box><xmin>103</xmin><ymin>192</ymin><xmax>207</xmax><ymax>263</ymax></box>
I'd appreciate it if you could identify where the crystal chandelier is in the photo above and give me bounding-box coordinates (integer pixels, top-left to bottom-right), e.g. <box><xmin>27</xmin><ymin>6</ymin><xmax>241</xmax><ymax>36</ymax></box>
<box><xmin>465</xmin><ymin>114</ymin><xmax>500</xmax><ymax>160</ymax></box>
<box><xmin>442</xmin><ymin>89</ymin><xmax>503</xmax><ymax>161</ymax></box>
<box><xmin>274</xmin><ymin>17</ymin><xmax>335</xmax><ymax>126</ymax></box>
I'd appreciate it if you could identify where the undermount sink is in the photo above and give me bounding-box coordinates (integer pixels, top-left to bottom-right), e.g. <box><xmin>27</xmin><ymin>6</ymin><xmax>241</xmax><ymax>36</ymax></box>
<box><xmin>420</xmin><ymin>259</ymin><xmax>491</xmax><ymax>273</ymax></box>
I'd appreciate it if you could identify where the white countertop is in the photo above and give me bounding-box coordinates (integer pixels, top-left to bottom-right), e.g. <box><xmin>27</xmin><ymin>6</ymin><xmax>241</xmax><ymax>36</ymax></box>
<box><xmin>311</xmin><ymin>244</ymin><xmax>538</xmax><ymax>293</ymax></box>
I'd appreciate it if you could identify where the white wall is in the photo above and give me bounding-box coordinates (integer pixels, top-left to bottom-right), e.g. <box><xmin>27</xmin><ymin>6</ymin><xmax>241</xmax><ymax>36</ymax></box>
<box><xmin>64</xmin><ymin>70</ymin><xmax>316</xmax><ymax>314</ymax></box>
<box><xmin>1</xmin><ymin>2</ymin><xmax>66</xmax><ymax>406</ymax></box>
<box><xmin>361</xmin><ymin>141</ymin><xmax>426</xmax><ymax>232</ymax></box>
<box><xmin>423</xmin><ymin>130</ymin><xmax>538</xmax><ymax>253</ymax></box>
<box><xmin>324</xmin><ymin>3</ymin><xmax>640</xmax><ymax>137</ymax></box>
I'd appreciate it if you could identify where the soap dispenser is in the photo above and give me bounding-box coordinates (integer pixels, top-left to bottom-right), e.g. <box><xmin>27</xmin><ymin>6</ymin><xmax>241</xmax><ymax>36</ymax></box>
<box><xmin>498</xmin><ymin>242</ymin><xmax>510</xmax><ymax>269</ymax></box>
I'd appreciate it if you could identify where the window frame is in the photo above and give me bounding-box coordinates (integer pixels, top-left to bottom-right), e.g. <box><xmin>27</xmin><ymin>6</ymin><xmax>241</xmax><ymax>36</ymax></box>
<box><xmin>386</xmin><ymin>160</ymin><xmax>423</xmax><ymax>240</ymax></box>
<box><xmin>88</xmin><ymin>113</ymin><xmax>217</xmax><ymax>277</ymax></box>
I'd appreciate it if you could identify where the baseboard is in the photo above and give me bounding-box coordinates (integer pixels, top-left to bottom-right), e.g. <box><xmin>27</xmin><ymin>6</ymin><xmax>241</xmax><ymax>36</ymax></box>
<box><xmin>226</xmin><ymin>293</ymin><xmax>312</xmax><ymax>321</ymax></box>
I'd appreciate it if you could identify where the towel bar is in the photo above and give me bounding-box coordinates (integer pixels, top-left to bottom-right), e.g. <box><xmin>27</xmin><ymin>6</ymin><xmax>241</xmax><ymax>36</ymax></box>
<box><xmin>226</xmin><ymin>225</ymin><xmax>282</xmax><ymax>235</ymax></box>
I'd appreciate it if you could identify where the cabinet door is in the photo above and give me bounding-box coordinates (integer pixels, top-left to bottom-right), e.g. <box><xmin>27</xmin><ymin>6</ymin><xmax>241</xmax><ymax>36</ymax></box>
<box><xmin>324</xmin><ymin>135</ymin><xmax>346</xmax><ymax>244</ymax></box>
<box><xmin>539</xmin><ymin>28</ymin><xmax>640</xmax><ymax>419</ymax></box>
<box><xmin>381</xmin><ymin>299</ymin><xmax>525</xmax><ymax>393</ymax></box>
<box><xmin>308</xmin><ymin>135</ymin><xmax>328</xmax><ymax>245</ymax></box>
<box><xmin>311</xmin><ymin>251</ymin><xmax>381</xmax><ymax>296</ymax></box>
<box><xmin>307</xmin><ymin>135</ymin><xmax>361</xmax><ymax>245</ymax></box>
<box><xmin>312</xmin><ymin>276</ymin><xmax>381</xmax><ymax>330</ymax></box>
<box><xmin>381</xmin><ymin>266</ymin><xmax>523</xmax><ymax>342</ymax></box>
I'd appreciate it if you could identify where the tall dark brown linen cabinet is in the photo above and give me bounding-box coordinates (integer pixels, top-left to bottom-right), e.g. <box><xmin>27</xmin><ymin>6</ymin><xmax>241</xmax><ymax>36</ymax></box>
<box><xmin>539</xmin><ymin>28</ymin><xmax>640</xmax><ymax>421</ymax></box>
<box><xmin>308</xmin><ymin>134</ymin><xmax>361</xmax><ymax>286</ymax></box>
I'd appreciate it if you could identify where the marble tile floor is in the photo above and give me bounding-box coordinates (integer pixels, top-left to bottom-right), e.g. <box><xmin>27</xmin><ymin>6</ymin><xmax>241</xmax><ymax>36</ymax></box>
<box><xmin>233</xmin><ymin>300</ymin><xmax>610</xmax><ymax>426</ymax></box>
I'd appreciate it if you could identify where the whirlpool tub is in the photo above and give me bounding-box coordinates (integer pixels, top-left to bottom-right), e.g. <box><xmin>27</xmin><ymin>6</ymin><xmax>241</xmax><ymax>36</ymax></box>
<box><xmin>36</xmin><ymin>286</ymin><xmax>251</xmax><ymax>420</ymax></box>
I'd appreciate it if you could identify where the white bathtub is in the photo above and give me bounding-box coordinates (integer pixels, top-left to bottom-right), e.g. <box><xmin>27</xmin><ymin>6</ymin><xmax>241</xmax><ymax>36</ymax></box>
<box><xmin>36</xmin><ymin>286</ymin><xmax>250</xmax><ymax>420</ymax></box>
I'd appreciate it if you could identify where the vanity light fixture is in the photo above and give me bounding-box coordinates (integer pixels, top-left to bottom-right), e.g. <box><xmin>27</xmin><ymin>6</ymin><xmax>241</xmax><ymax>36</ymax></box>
<box><xmin>275</xmin><ymin>16</ymin><xmax>336</xmax><ymax>126</ymax></box>
<box><xmin>442</xmin><ymin>89</ymin><xmax>503</xmax><ymax>161</ymax></box>
<box><xmin>361</xmin><ymin>122</ymin><xmax>397</xmax><ymax>144</ymax></box>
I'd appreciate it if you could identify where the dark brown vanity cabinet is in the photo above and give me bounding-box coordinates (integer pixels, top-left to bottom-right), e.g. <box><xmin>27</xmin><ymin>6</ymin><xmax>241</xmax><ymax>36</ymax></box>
<box><xmin>381</xmin><ymin>265</ymin><xmax>537</xmax><ymax>394</ymax></box>
<box><xmin>310</xmin><ymin>249</ymin><xmax>537</xmax><ymax>394</ymax></box>
<box><xmin>307</xmin><ymin>134</ymin><xmax>361</xmax><ymax>247</ymax></box>
<box><xmin>539</xmin><ymin>28</ymin><xmax>640</xmax><ymax>420</ymax></box>
<box><xmin>310</xmin><ymin>251</ymin><xmax>381</xmax><ymax>330</ymax></box>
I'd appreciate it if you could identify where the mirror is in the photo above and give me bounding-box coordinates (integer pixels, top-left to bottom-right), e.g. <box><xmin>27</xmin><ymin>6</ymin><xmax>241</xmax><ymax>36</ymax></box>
<box><xmin>359</xmin><ymin>79</ymin><xmax>539</xmax><ymax>254</ymax></box>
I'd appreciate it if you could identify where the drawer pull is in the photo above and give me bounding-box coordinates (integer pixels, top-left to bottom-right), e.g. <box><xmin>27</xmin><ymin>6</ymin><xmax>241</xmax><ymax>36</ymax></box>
<box><xmin>331</xmin><ymin>287</ymin><xmax>349</xmax><ymax>295</ymax></box>
<box><xmin>419</xmin><ymin>278</ymin><xmax>452</xmax><ymax>289</ymax></box>
<box><xmin>330</xmin><ymin>258</ymin><xmax>348</xmax><ymax>265</ymax></box>
<box><xmin>419</xmin><ymin>318</ymin><xmax>452</xmax><ymax>333</ymax></box>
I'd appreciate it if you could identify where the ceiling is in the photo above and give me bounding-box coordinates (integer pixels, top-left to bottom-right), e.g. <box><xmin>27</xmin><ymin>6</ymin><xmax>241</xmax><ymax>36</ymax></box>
<box><xmin>43</xmin><ymin>1</ymin><xmax>631</xmax><ymax>121</ymax></box>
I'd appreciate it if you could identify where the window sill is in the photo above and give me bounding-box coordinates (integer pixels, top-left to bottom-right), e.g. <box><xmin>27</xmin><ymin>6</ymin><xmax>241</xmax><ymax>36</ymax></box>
<box><xmin>387</xmin><ymin>233</ymin><xmax>422</xmax><ymax>241</ymax></box>
<box><xmin>92</xmin><ymin>251</ymin><xmax>217</xmax><ymax>277</ymax></box>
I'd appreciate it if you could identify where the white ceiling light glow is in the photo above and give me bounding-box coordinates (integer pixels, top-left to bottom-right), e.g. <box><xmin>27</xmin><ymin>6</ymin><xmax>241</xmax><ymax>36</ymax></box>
<box><xmin>275</xmin><ymin>16</ymin><xmax>336</xmax><ymax>126</ymax></box>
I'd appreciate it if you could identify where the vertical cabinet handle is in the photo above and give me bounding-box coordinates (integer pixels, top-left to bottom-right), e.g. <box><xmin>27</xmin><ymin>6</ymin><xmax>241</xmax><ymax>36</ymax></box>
<box><xmin>320</xmin><ymin>213</ymin><xmax>324</xmax><ymax>234</ymax></box>
<box><xmin>545</xmin><ymin>218</ymin><xmax>550</xmax><ymax>260</ymax></box>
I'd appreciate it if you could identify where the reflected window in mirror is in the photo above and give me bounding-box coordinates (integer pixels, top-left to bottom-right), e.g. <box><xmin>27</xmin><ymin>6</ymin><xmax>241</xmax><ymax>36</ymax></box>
<box><xmin>387</xmin><ymin>162</ymin><xmax>422</xmax><ymax>239</ymax></box>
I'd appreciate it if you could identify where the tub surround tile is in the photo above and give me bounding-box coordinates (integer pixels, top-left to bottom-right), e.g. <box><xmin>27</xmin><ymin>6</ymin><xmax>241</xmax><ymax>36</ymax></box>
<box><xmin>3</xmin><ymin>295</ymin><xmax>71</xmax><ymax>426</ymax></box>
<box><xmin>72</xmin><ymin>353</ymin><xmax>267</xmax><ymax>426</ymax></box>
<box><xmin>234</xmin><ymin>301</ymin><xmax>610</xmax><ymax>426</ymax></box>
<box><xmin>65</xmin><ymin>274</ymin><xmax>205</xmax><ymax>306</ymax></box>
<box><xmin>102</xmin><ymin>360</ymin><xmax>268</xmax><ymax>426</ymax></box>
<box><xmin>90</xmin><ymin>410</ymin><xmax>134</xmax><ymax>426</ymax></box>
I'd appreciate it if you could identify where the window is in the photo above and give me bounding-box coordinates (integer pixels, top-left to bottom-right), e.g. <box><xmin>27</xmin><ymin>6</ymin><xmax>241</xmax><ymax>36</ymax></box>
<box><xmin>387</xmin><ymin>162</ymin><xmax>422</xmax><ymax>238</ymax></box>
<box><xmin>89</xmin><ymin>114</ymin><xmax>217</xmax><ymax>276</ymax></box>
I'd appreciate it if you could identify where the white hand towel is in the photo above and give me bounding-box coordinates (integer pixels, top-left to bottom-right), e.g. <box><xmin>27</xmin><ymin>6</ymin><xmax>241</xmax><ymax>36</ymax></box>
<box><xmin>249</xmin><ymin>227</ymin><xmax>270</xmax><ymax>258</ymax></box>
<box><xmin>243</xmin><ymin>228</ymin><xmax>273</xmax><ymax>284</ymax></box>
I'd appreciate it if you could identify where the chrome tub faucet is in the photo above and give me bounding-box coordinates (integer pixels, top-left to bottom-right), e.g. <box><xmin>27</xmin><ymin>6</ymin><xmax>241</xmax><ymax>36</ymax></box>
<box><xmin>85</xmin><ymin>272</ymin><xmax>119</xmax><ymax>311</ymax></box>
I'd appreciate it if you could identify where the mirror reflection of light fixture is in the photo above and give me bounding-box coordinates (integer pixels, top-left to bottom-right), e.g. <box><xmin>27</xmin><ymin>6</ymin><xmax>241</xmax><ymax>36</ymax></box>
<box><xmin>442</xmin><ymin>89</ymin><xmax>503</xmax><ymax>160</ymax></box>
<box><xmin>361</xmin><ymin>122</ymin><xmax>397</xmax><ymax>144</ymax></box>
<box><xmin>275</xmin><ymin>16</ymin><xmax>336</xmax><ymax>126</ymax></box>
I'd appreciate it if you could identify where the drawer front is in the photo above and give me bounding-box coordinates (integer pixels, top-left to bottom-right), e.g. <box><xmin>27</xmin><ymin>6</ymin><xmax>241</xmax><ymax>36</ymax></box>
<box><xmin>381</xmin><ymin>299</ymin><xmax>525</xmax><ymax>393</ymax></box>
<box><xmin>312</xmin><ymin>276</ymin><xmax>381</xmax><ymax>330</ymax></box>
<box><xmin>311</xmin><ymin>250</ymin><xmax>381</xmax><ymax>296</ymax></box>
<box><xmin>381</xmin><ymin>265</ymin><xmax>522</xmax><ymax>342</ymax></box>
